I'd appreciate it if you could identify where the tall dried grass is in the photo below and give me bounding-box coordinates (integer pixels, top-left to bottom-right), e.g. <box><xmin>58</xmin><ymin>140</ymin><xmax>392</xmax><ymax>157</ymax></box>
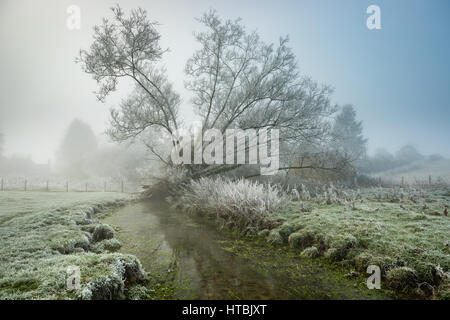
<box><xmin>177</xmin><ymin>177</ymin><xmax>289</xmax><ymax>232</ymax></box>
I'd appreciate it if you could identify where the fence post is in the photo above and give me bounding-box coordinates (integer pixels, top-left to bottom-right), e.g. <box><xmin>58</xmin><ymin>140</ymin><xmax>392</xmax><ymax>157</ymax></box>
<box><xmin>24</xmin><ymin>179</ymin><xmax>27</xmax><ymax>192</ymax></box>
<box><xmin>401</xmin><ymin>176</ymin><xmax>404</xmax><ymax>187</ymax></box>
<box><xmin>1</xmin><ymin>177</ymin><xmax>3</xmax><ymax>191</ymax></box>
<box><xmin>378</xmin><ymin>177</ymin><xmax>381</xmax><ymax>187</ymax></box>
<box><xmin>85</xmin><ymin>182</ymin><xmax>88</xmax><ymax>192</ymax></box>
<box><xmin>104</xmin><ymin>181</ymin><xmax>106</xmax><ymax>192</ymax></box>
<box><xmin>66</xmin><ymin>181</ymin><xmax>69</xmax><ymax>192</ymax></box>
<box><xmin>46</xmin><ymin>180</ymin><xmax>49</xmax><ymax>192</ymax></box>
<box><xmin>429</xmin><ymin>174</ymin><xmax>432</xmax><ymax>185</ymax></box>
<box><xmin>121</xmin><ymin>180</ymin><xmax>124</xmax><ymax>193</ymax></box>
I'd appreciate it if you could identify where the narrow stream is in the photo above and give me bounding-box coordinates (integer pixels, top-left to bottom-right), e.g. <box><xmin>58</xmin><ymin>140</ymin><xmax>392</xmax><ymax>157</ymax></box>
<box><xmin>103</xmin><ymin>200</ymin><xmax>387</xmax><ymax>299</ymax></box>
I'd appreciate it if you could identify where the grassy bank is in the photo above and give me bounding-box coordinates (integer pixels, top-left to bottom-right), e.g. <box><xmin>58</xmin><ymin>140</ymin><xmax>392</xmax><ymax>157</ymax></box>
<box><xmin>176</xmin><ymin>177</ymin><xmax>450</xmax><ymax>299</ymax></box>
<box><xmin>0</xmin><ymin>191</ymin><xmax>149</xmax><ymax>300</ymax></box>
<box><xmin>260</xmin><ymin>186</ymin><xmax>450</xmax><ymax>299</ymax></box>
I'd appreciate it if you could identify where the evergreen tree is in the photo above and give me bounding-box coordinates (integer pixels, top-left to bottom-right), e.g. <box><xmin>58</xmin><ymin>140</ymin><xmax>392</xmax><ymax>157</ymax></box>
<box><xmin>331</xmin><ymin>105</ymin><xmax>367</xmax><ymax>162</ymax></box>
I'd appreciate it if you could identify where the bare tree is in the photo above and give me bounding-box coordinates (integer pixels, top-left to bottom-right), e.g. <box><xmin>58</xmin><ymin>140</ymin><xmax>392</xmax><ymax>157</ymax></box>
<box><xmin>186</xmin><ymin>11</ymin><xmax>334</xmax><ymax>142</ymax></box>
<box><xmin>78</xmin><ymin>6</ymin><xmax>340</xmax><ymax>179</ymax></box>
<box><xmin>77</xmin><ymin>6</ymin><xmax>180</xmax><ymax>137</ymax></box>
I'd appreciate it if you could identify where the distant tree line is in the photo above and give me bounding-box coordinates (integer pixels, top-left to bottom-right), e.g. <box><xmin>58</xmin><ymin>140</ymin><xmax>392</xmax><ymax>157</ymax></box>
<box><xmin>359</xmin><ymin>144</ymin><xmax>444</xmax><ymax>174</ymax></box>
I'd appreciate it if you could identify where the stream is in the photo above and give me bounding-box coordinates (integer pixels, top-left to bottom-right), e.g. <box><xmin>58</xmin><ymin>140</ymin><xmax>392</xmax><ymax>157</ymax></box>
<box><xmin>103</xmin><ymin>200</ymin><xmax>388</xmax><ymax>299</ymax></box>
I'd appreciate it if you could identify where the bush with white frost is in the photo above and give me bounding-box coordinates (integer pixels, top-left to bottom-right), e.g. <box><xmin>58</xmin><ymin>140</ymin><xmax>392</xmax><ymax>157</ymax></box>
<box><xmin>178</xmin><ymin>177</ymin><xmax>289</xmax><ymax>232</ymax></box>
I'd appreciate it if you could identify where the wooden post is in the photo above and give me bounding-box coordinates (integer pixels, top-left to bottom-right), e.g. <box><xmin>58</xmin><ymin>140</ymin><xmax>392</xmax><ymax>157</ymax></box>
<box><xmin>85</xmin><ymin>182</ymin><xmax>88</xmax><ymax>192</ymax></box>
<box><xmin>66</xmin><ymin>181</ymin><xmax>69</xmax><ymax>192</ymax></box>
<box><xmin>46</xmin><ymin>180</ymin><xmax>49</xmax><ymax>192</ymax></box>
<box><xmin>104</xmin><ymin>181</ymin><xmax>106</xmax><ymax>192</ymax></box>
<box><xmin>378</xmin><ymin>177</ymin><xmax>381</xmax><ymax>186</ymax></box>
<box><xmin>401</xmin><ymin>176</ymin><xmax>404</xmax><ymax>187</ymax></box>
<box><xmin>1</xmin><ymin>177</ymin><xmax>3</xmax><ymax>191</ymax></box>
<box><xmin>24</xmin><ymin>179</ymin><xmax>27</xmax><ymax>192</ymax></box>
<box><xmin>429</xmin><ymin>175</ymin><xmax>432</xmax><ymax>185</ymax></box>
<box><xmin>121</xmin><ymin>180</ymin><xmax>124</xmax><ymax>193</ymax></box>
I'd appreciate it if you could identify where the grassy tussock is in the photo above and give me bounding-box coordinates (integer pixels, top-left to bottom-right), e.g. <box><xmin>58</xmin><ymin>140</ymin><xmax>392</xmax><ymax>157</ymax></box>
<box><xmin>176</xmin><ymin>177</ymin><xmax>289</xmax><ymax>233</ymax></box>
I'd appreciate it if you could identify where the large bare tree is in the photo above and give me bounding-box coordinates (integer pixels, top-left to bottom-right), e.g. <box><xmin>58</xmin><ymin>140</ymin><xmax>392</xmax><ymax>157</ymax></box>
<box><xmin>78</xmin><ymin>6</ymin><xmax>342</xmax><ymax>179</ymax></box>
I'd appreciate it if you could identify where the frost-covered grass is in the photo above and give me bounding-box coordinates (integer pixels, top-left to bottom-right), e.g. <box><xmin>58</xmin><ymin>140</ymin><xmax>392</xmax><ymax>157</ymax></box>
<box><xmin>0</xmin><ymin>191</ymin><xmax>148</xmax><ymax>300</ymax></box>
<box><xmin>176</xmin><ymin>177</ymin><xmax>289</xmax><ymax>232</ymax></box>
<box><xmin>260</xmin><ymin>186</ymin><xmax>450</xmax><ymax>299</ymax></box>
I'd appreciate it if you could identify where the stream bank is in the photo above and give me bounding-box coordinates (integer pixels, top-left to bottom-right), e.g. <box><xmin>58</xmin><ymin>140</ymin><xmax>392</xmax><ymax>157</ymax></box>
<box><xmin>102</xmin><ymin>200</ymin><xmax>390</xmax><ymax>299</ymax></box>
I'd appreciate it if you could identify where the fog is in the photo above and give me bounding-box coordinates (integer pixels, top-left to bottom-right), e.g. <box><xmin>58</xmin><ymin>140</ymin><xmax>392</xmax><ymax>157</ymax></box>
<box><xmin>0</xmin><ymin>0</ymin><xmax>449</xmax><ymax>177</ymax></box>
<box><xmin>1</xmin><ymin>1</ymin><xmax>450</xmax><ymax>302</ymax></box>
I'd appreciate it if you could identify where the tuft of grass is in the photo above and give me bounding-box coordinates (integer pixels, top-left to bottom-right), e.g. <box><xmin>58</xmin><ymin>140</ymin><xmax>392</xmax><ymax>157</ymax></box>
<box><xmin>176</xmin><ymin>177</ymin><xmax>289</xmax><ymax>232</ymax></box>
<box><xmin>301</xmin><ymin>246</ymin><xmax>320</xmax><ymax>258</ymax></box>
<box><xmin>386</xmin><ymin>267</ymin><xmax>418</xmax><ymax>295</ymax></box>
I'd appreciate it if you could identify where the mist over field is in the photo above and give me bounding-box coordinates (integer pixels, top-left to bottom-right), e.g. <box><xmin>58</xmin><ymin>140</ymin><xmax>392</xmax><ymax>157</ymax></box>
<box><xmin>0</xmin><ymin>0</ymin><xmax>449</xmax><ymax>303</ymax></box>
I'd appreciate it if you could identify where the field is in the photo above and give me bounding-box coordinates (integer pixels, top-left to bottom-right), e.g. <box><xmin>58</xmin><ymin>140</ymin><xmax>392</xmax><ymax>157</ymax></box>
<box><xmin>263</xmin><ymin>185</ymin><xmax>450</xmax><ymax>298</ymax></box>
<box><xmin>0</xmin><ymin>191</ymin><xmax>149</xmax><ymax>300</ymax></box>
<box><xmin>1</xmin><ymin>184</ymin><xmax>449</xmax><ymax>300</ymax></box>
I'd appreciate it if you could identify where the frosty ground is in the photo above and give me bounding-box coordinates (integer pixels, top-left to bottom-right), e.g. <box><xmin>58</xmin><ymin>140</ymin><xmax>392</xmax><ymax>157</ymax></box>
<box><xmin>257</xmin><ymin>186</ymin><xmax>450</xmax><ymax>298</ymax></box>
<box><xmin>0</xmin><ymin>191</ymin><xmax>149</xmax><ymax>299</ymax></box>
<box><xmin>174</xmin><ymin>178</ymin><xmax>450</xmax><ymax>299</ymax></box>
<box><xmin>1</xmin><ymin>185</ymin><xmax>449</xmax><ymax>300</ymax></box>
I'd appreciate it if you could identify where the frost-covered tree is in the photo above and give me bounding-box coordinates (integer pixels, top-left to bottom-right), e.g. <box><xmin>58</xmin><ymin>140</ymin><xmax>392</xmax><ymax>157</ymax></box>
<box><xmin>78</xmin><ymin>6</ymin><xmax>339</xmax><ymax>178</ymax></box>
<box><xmin>330</xmin><ymin>105</ymin><xmax>367</xmax><ymax>162</ymax></box>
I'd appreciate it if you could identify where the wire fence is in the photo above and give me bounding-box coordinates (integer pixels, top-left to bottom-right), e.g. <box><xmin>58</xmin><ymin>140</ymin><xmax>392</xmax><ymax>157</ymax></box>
<box><xmin>0</xmin><ymin>176</ymin><xmax>142</xmax><ymax>193</ymax></box>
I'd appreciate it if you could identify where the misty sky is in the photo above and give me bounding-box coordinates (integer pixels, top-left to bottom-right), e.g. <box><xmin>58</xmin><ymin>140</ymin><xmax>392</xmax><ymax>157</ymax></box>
<box><xmin>0</xmin><ymin>0</ymin><xmax>449</xmax><ymax>164</ymax></box>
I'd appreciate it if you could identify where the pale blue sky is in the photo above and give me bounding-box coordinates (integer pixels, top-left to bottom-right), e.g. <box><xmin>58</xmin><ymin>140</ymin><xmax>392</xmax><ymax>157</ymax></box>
<box><xmin>0</xmin><ymin>0</ymin><xmax>449</xmax><ymax>162</ymax></box>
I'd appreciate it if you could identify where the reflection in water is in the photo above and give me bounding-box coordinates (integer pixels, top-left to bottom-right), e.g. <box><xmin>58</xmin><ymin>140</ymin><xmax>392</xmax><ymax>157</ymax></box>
<box><xmin>103</xmin><ymin>200</ymin><xmax>385</xmax><ymax>300</ymax></box>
